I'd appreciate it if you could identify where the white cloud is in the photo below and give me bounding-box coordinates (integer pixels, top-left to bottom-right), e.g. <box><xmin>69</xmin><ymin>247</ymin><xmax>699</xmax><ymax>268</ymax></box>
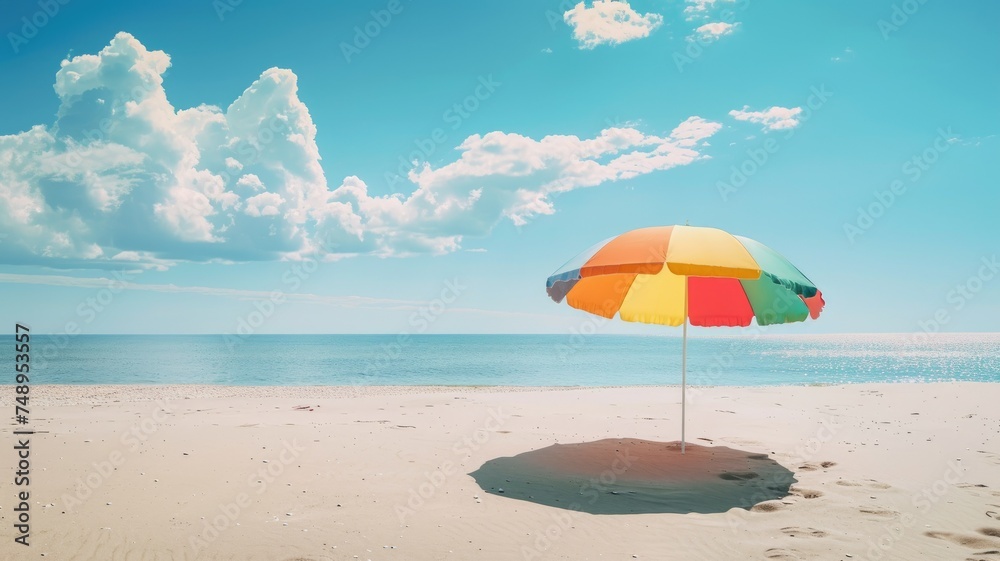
<box><xmin>236</xmin><ymin>173</ymin><xmax>265</xmax><ymax>191</ymax></box>
<box><xmin>684</xmin><ymin>0</ymin><xmax>736</xmax><ymax>18</ymax></box>
<box><xmin>563</xmin><ymin>1</ymin><xmax>663</xmax><ymax>49</ymax></box>
<box><xmin>0</xmin><ymin>32</ymin><xmax>721</xmax><ymax>268</ymax></box>
<box><xmin>244</xmin><ymin>192</ymin><xmax>284</xmax><ymax>217</ymax></box>
<box><xmin>0</xmin><ymin>32</ymin><xmax>325</xmax><ymax>267</ymax></box>
<box><xmin>728</xmin><ymin>105</ymin><xmax>803</xmax><ymax>131</ymax></box>
<box><xmin>685</xmin><ymin>0</ymin><xmax>718</xmax><ymax>13</ymax></box>
<box><xmin>322</xmin><ymin>116</ymin><xmax>721</xmax><ymax>255</ymax></box>
<box><xmin>695</xmin><ymin>21</ymin><xmax>738</xmax><ymax>41</ymax></box>
<box><xmin>831</xmin><ymin>47</ymin><xmax>854</xmax><ymax>62</ymax></box>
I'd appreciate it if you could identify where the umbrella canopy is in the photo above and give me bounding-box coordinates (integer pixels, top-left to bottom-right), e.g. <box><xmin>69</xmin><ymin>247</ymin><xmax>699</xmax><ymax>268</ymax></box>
<box><xmin>545</xmin><ymin>225</ymin><xmax>825</xmax><ymax>452</ymax></box>
<box><xmin>546</xmin><ymin>225</ymin><xmax>824</xmax><ymax>326</ymax></box>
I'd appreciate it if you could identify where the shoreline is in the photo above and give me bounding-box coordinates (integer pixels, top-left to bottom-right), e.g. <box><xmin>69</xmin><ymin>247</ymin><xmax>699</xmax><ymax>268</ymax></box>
<box><xmin>22</xmin><ymin>380</ymin><xmax>998</xmax><ymax>405</ymax></box>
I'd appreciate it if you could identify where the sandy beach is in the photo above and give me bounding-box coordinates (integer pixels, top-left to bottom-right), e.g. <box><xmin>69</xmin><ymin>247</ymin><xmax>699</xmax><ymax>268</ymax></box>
<box><xmin>4</xmin><ymin>382</ymin><xmax>1000</xmax><ymax>560</ymax></box>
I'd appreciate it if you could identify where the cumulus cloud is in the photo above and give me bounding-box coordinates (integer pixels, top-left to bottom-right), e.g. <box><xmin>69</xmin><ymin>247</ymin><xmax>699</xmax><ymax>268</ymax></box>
<box><xmin>728</xmin><ymin>105</ymin><xmax>803</xmax><ymax>131</ymax></box>
<box><xmin>0</xmin><ymin>32</ymin><xmax>325</xmax><ymax>266</ymax></box>
<box><xmin>244</xmin><ymin>192</ymin><xmax>284</xmax><ymax>217</ymax></box>
<box><xmin>236</xmin><ymin>173</ymin><xmax>265</xmax><ymax>191</ymax></box>
<box><xmin>0</xmin><ymin>32</ymin><xmax>721</xmax><ymax>268</ymax></box>
<box><xmin>695</xmin><ymin>22</ymin><xmax>738</xmax><ymax>41</ymax></box>
<box><xmin>564</xmin><ymin>1</ymin><xmax>663</xmax><ymax>49</ymax></box>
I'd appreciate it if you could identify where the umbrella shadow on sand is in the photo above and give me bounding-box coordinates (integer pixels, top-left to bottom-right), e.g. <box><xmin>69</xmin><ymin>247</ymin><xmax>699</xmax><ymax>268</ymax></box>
<box><xmin>469</xmin><ymin>438</ymin><xmax>796</xmax><ymax>515</ymax></box>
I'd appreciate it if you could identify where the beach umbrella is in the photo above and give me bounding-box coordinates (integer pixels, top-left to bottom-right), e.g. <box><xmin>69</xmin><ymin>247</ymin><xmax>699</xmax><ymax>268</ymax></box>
<box><xmin>546</xmin><ymin>225</ymin><xmax>824</xmax><ymax>453</ymax></box>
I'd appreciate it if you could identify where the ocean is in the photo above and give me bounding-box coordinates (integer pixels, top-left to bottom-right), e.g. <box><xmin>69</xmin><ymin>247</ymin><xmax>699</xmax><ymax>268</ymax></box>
<box><xmin>7</xmin><ymin>333</ymin><xmax>999</xmax><ymax>386</ymax></box>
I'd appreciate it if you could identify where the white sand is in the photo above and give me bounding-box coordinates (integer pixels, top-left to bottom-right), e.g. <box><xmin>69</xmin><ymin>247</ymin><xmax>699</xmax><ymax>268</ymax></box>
<box><xmin>3</xmin><ymin>383</ymin><xmax>999</xmax><ymax>560</ymax></box>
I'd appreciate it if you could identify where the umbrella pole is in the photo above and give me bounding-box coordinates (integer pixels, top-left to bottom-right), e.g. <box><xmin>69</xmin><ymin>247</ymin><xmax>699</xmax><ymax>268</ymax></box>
<box><xmin>681</xmin><ymin>277</ymin><xmax>688</xmax><ymax>454</ymax></box>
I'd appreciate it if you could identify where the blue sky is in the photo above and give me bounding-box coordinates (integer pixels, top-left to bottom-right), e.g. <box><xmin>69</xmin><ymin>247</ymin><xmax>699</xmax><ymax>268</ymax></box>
<box><xmin>0</xmin><ymin>0</ymin><xmax>997</xmax><ymax>335</ymax></box>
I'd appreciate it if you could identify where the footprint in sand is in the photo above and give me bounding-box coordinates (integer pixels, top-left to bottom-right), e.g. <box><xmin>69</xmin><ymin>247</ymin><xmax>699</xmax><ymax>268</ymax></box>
<box><xmin>722</xmin><ymin>437</ymin><xmax>764</xmax><ymax>448</ymax></box>
<box><xmin>765</xmin><ymin>547</ymin><xmax>812</xmax><ymax>560</ymax></box>
<box><xmin>781</xmin><ymin>526</ymin><xmax>828</xmax><ymax>538</ymax></box>
<box><xmin>958</xmin><ymin>484</ymin><xmax>1000</xmax><ymax>499</ymax></box>
<box><xmin>798</xmin><ymin>461</ymin><xmax>837</xmax><ymax>471</ymax></box>
<box><xmin>836</xmin><ymin>479</ymin><xmax>891</xmax><ymax>490</ymax></box>
<box><xmin>966</xmin><ymin>552</ymin><xmax>1000</xmax><ymax>561</ymax></box>
<box><xmin>751</xmin><ymin>500</ymin><xmax>785</xmax><ymax>513</ymax></box>
<box><xmin>859</xmin><ymin>507</ymin><xmax>899</xmax><ymax>519</ymax></box>
<box><xmin>925</xmin><ymin>528</ymin><xmax>1000</xmax><ymax>550</ymax></box>
<box><xmin>789</xmin><ymin>486</ymin><xmax>823</xmax><ymax>499</ymax></box>
<box><xmin>977</xmin><ymin>450</ymin><xmax>1000</xmax><ymax>465</ymax></box>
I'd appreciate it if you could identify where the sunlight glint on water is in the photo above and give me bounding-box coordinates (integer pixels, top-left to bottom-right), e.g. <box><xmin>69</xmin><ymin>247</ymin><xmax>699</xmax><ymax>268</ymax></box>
<box><xmin>7</xmin><ymin>333</ymin><xmax>998</xmax><ymax>386</ymax></box>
